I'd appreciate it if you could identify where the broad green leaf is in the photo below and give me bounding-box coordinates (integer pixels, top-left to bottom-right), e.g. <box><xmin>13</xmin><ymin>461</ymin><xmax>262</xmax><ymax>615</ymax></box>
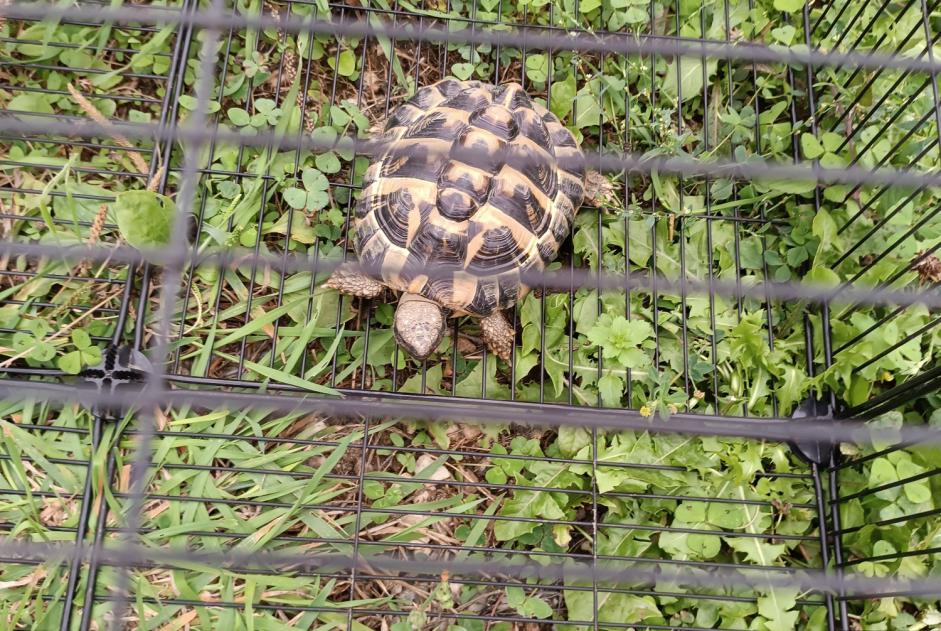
<box><xmin>227</xmin><ymin>107</ymin><xmax>251</xmax><ymax>126</ymax></box>
<box><xmin>525</xmin><ymin>54</ymin><xmax>549</xmax><ymax>83</ymax></box>
<box><xmin>598</xmin><ymin>373</ymin><xmax>623</xmax><ymax>406</ymax></box>
<box><xmin>707</xmin><ymin>503</ymin><xmax>748</xmax><ymax>529</ymax></box>
<box><xmin>676</xmin><ymin>501</ymin><xmax>708</xmax><ymax>523</ymax></box>
<box><xmin>557</xmin><ymin>426</ymin><xmax>591</xmax><ymax>458</ymax></box>
<box><xmin>71</xmin><ymin>329</ymin><xmax>91</xmax><ymax>350</ymax></box>
<box><xmin>724</xmin><ymin>537</ymin><xmax>787</xmax><ymax>564</ymax></box>
<box><xmin>801</xmin><ymin>133</ymin><xmax>824</xmax><ymax>160</ymax></box>
<box><xmin>773</xmin><ymin>0</ymin><xmax>805</xmax><ymax>11</ymax></box>
<box><xmin>573</xmin><ymin>91</ymin><xmax>604</xmax><ymax>129</ymax></box>
<box><xmin>302</xmin><ymin>168</ymin><xmax>329</xmax><ymax>191</ymax></box>
<box><xmin>7</xmin><ymin>93</ymin><xmax>54</xmax><ymax>114</ymax></box>
<box><xmin>687</xmin><ymin>533</ymin><xmax>721</xmax><ymax>559</ymax></box>
<box><xmin>549</xmin><ymin>73</ymin><xmax>577</xmax><ymax>120</ymax></box>
<box><xmin>283</xmin><ymin>187</ymin><xmax>308</xmax><ymax>209</ymax></box>
<box><xmin>451</xmin><ymin>63</ymin><xmax>475</xmax><ymax>80</ymax></box>
<box><xmin>57</xmin><ymin>351</ymin><xmax>83</xmax><ymax>375</ymax></box>
<box><xmin>315</xmin><ymin>152</ymin><xmax>342</xmax><ymax>173</ymax></box>
<box><xmin>804</xmin><ymin>266</ymin><xmax>841</xmax><ymax>286</ymax></box>
<box><xmin>113</xmin><ymin>190</ymin><xmax>177</xmax><ymax>250</ymax></box>
<box><xmin>895</xmin><ymin>459</ymin><xmax>931</xmax><ymax>504</ymax></box>
<box><xmin>336</xmin><ymin>50</ymin><xmax>356</xmax><ymax>76</ymax></box>
<box><xmin>494</xmin><ymin>490</ymin><xmax>565</xmax><ymax>541</ymax></box>
<box><xmin>869</xmin><ymin>458</ymin><xmax>899</xmax><ymax>500</ymax></box>
<box><xmin>662</xmin><ymin>57</ymin><xmax>717</xmax><ymax>103</ymax></box>
<box><xmin>821</xmin><ymin>131</ymin><xmax>844</xmax><ymax>153</ymax></box>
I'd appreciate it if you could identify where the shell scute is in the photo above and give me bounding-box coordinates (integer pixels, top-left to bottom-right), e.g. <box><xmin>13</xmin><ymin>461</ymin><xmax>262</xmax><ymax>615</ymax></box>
<box><xmin>352</xmin><ymin>79</ymin><xmax>586</xmax><ymax>316</ymax></box>
<box><xmin>436</xmin><ymin>187</ymin><xmax>480</xmax><ymax>222</ymax></box>
<box><xmin>469</xmin><ymin>104</ymin><xmax>520</xmax><ymax>141</ymax></box>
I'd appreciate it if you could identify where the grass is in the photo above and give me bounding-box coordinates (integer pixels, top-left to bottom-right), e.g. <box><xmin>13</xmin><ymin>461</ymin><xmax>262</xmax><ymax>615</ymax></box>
<box><xmin>1</xmin><ymin>0</ymin><xmax>941</xmax><ymax>629</ymax></box>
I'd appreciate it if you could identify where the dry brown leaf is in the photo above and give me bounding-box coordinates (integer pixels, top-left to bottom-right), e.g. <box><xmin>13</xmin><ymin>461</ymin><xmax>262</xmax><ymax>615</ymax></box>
<box><xmin>0</xmin><ymin>567</ymin><xmax>46</xmax><ymax>590</ymax></box>
<box><xmin>157</xmin><ymin>609</ymin><xmax>199</xmax><ymax>631</ymax></box>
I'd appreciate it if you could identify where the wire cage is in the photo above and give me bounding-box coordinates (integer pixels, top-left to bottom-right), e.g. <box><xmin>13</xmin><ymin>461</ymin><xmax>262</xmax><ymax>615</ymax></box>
<box><xmin>1</xmin><ymin>0</ymin><xmax>941</xmax><ymax>629</ymax></box>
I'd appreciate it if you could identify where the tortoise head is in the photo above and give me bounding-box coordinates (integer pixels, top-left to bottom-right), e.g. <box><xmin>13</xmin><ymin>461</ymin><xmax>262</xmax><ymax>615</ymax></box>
<box><xmin>393</xmin><ymin>293</ymin><xmax>446</xmax><ymax>361</ymax></box>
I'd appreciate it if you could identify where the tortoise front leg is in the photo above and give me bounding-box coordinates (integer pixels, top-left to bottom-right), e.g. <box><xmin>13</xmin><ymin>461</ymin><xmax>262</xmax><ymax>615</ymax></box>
<box><xmin>323</xmin><ymin>262</ymin><xmax>384</xmax><ymax>298</ymax></box>
<box><xmin>480</xmin><ymin>310</ymin><xmax>514</xmax><ymax>362</ymax></box>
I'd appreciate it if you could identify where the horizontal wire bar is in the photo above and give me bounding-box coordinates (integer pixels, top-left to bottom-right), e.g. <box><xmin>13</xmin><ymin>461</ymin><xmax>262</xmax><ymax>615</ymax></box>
<box><xmin>116</xmin><ymin>527</ymin><xmax>823</xmax><ymax>584</ymax></box>
<box><xmin>0</xmin><ymin>239</ymin><xmax>939</xmax><ymax>314</ymax></box>
<box><xmin>147</xmin><ymin>458</ymin><xmax>817</xmax><ymax>507</ymax></box>
<box><xmin>6</xmin><ymin>3</ymin><xmax>941</xmax><ymax>76</ymax></box>
<box><xmin>5</xmin><ymin>114</ymin><xmax>941</xmax><ymax>195</ymax></box>
<box><xmin>833</xmin><ymin>467</ymin><xmax>941</xmax><ymax>503</ymax></box>
<box><xmin>3</xmin><ymin>539</ymin><xmax>941</xmax><ymax>598</ymax></box>
<box><xmin>840</xmin><ymin>545</ymin><xmax>941</xmax><ymax>568</ymax></box>
<box><xmin>1</xmin><ymin>379</ymin><xmax>941</xmax><ymax>447</ymax></box>
<box><xmin>128</xmin><ymin>425</ymin><xmax>805</xmax><ymax>478</ymax></box>
<box><xmin>108</xmin><ymin>489</ymin><xmax>814</xmax><ymax>540</ymax></box>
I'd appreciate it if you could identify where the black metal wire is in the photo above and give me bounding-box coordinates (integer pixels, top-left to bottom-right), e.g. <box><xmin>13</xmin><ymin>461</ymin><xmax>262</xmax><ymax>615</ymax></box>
<box><xmin>3</xmin><ymin>0</ymin><xmax>941</xmax><ymax>628</ymax></box>
<box><xmin>7</xmin><ymin>2</ymin><xmax>941</xmax><ymax>75</ymax></box>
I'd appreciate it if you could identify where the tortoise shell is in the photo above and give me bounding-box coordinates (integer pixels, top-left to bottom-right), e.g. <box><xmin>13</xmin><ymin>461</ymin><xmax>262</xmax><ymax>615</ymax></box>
<box><xmin>352</xmin><ymin>79</ymin><xmax>586</xmax><ymax>317</ymax></box>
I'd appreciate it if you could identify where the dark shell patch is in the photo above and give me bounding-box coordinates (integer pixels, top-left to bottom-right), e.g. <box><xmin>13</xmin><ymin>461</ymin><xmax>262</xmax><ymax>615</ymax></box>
<box><xmin>467</xmin><ymin>225</ymin><xmax>521</xmax><ymax>273</ymax></box>
<box><xmin>469</xmin><ymin>104</ymin><xmax>520</xmax><ymax>141</ymax></box>
<box><xmin>452</xmin><ymin>127</ymin><xmax>507</xmax><ymax>175</ymax></box>
<box><xmin>514</xmin><ymin>108</ymin><xmax>552</xmax><ymax>152</ymax></box>
<box><xmin>488</xmin><ymin>179</ymin><xmax>549</xmax><ymax>235</ymax></box>
<box><xmin>438</xmin><ymin>161</ymin><xmax>491</xmax><ymax>203</ymax></box>
<box><xmin>372</xmin><ymin>188</ymin><xmax>415</xmax><ymax>248</ymax></box>
<box><xmin>437</xmin><ymin>187</ymin><xmax>480</xmax><ymax>222</ymax></box>
<box><xmin>505</xmin><ymin>143</ymin><xmax>557</xmax><ymax>199</ymax></box>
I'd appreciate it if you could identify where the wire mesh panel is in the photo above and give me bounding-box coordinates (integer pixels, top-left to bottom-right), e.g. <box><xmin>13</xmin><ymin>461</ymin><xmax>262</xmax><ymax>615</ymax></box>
<box><xmin>2</xmin><ymin>0</ymin><xmax>941</xmax><ymax>630</ymax></box>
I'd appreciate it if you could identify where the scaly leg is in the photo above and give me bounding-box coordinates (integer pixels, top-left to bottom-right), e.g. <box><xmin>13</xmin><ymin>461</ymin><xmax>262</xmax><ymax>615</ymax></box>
<box><xmin>480</xmin><ymin>310</ymin><xmax>515</xmax><ymax>362</ymax></box>
<box><xmin>323</xmin><ymin>262</ymin><xmax>385</xmax><ymax>298</ymax></box>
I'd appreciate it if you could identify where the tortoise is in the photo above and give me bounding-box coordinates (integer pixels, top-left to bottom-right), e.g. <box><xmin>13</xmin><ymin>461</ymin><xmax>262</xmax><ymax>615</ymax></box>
<box><xmin>323</xmin><ymin>78</ymin><xmax>593</xmax><ymax>362</ymax></box>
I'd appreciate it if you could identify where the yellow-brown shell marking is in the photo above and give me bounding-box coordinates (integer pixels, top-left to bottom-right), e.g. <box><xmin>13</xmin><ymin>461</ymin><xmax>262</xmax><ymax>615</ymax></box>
<box><xmin>353</xmin><ymin>79</ymin><xmax>586</xmax><ymax>317</ymax></box>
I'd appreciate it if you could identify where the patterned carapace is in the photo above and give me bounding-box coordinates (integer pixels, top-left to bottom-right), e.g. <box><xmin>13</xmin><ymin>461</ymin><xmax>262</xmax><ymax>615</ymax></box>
<box><xmin>353</xmin><ymin>79</ymin><xmax>587</xmax><ymax>317</ymax></box>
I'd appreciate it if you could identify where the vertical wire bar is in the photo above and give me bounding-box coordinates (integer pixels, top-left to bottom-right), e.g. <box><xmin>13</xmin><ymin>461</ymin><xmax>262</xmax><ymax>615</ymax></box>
<box><xmin>78</xmin><ymin>431</ymin><xmax>117</xmax><ymax>631</ymax></box>
<box><xmin>58</xmin><ymin>5</ymin><xmax>192</xmax><ymax>625</ymax></box>
<box><xmin>77</xmin><ymin>0</ymin><xmax>197</xmax><ymax>625</ymax></box>
<box><xmin>508</xmin><ymin>0</ymin><xmax>526</xmax><ymax>403</ymax></box>
<box><xmin>674</xmin><ymin>0</ymin><xmax>691</xmax><ymax>409</ymax></box>
<box><xmin>387</xmin><ymin>1</ymin><xmax>405</xmax><ymax>394</ymax></box>
<box><xmin>173</xmin><ymin>25</ymin><xmax>238</xmax><ymax>377</ymax></box>
<box><xmin>722</xmin><ymin>0</ymin><xmax>745</xmax><ymax>385</ymax></box>
<box><xmin>623</xmin><ymin>54</ymin><xmax>634</xmax><ymax>405</ymax></box>
<box><xmin>649</xmin><ymin>0</ymin><xmax>661</xmax><ymax>376</ymax></box>
<box><xmin>330</xmin><ymin>4</ymin><xmax>355</xmax><ymax>389</ymax></box>
<box><xmin>167</xmin><ymin>14</ymin><xmax>237</xmax><ymax>377</ymax></box>
<box><xmin>592</xmin><ymin>2</ymin><xmax>603</xmax><ymax>624</ymax></box>
<box><xmin>812</xmin><ymin>461</ymin><xmax>837</xmax><ymax>631</ymax></box>
<box><xmin>591</xmin><ymin>423</ymin><xmax>600</xmax><ymax>630</ymax></box>
<box><xmin>414</xmin><ymin>9</ymin><xmax>430</xmax><ymax>396</ymax></box>
<box><xmin>235</xmin><ymin>6</ymin><xmax>304</xmax><ymax>381</ymax></box>
<box><xmin>800</xmin><ymin>312</ymin><xmax>837</xmax><ymax>631</ymax></box>
<box><xmin>752</xmin><ymin>0</ymin><xmax>777</xmax><ymax>417</ymax></box>
<box><xmin>537</xmin><ymin>0</ymin><xmax>555</xmax><ymax>406</ymax></box>
<box><xmin>346</xmin><ymin>417</ymin><xmax>371</xmax><ymax>631</ymax></box>
<box><xmin>801</xmin><ymin>3</ymin><xmax>848</xmax><ymax>627</ymax></box>
<box><xmin>109</xmin><ymin>0</ymin><xmax>225</xmax><ymax>627</ymax></box>
<box><xmin>352</xmin><ymin>10</ymin><xmax>375</xmax><ymax>393</ymax></box>
<box><xmin>697</xmin><ymin>5</ymin><xmax>719</xmax><ymax>413</ymax></box>
<box><xmin>567</xmin><ymin>0</ymin><xmax>581</xmax><ymax>409</ymax></box>
<box><xmin>59</xmin><ymin>414</ymin><xmax>101</xmax><ymax>631</ymax></box>
<box><xmin>596</xmin><ymin>13</ymin><xmax>607</xmax><ymax>410</ymax></box>
<box><xmin>267</xmin><ymin>7</ymin><xmax>303</xmax><ymax>371</ymax></box>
